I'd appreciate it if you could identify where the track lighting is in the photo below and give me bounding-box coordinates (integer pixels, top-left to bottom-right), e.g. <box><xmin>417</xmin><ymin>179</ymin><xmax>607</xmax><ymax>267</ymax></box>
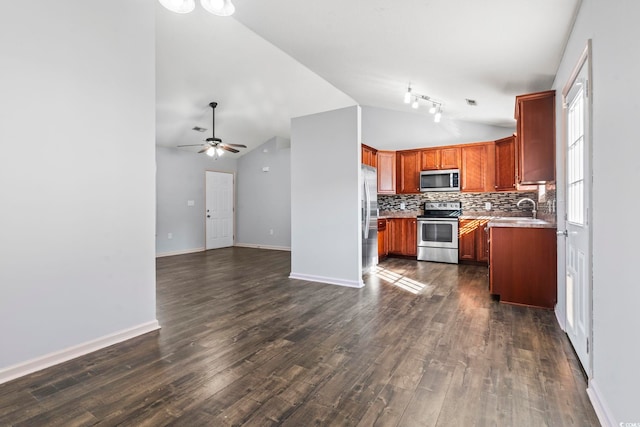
<box><xmin>404</xmin><ymin>86</ymin><xmax>412</xmax><ymax>104</ymax></box>
<box><xmin>434</xmin><ymin>108</ymin><xmax>442</xmax><ymax>123</ymax></box>
<box><xmin>158</xmin><ymin>0</ymin><xmax>235</xmax><ymax>16</ymax></box>
<box><xmin>402</xmin><ymin>83</ymin><xmax>444</xmax><ymax>123</ymax></box>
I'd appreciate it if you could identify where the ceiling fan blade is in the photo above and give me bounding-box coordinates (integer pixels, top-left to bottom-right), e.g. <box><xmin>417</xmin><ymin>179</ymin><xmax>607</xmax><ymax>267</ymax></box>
<box><xmin>223</xmin><ymin>143</ymin><xmax>247</xmax><ymax>148</ymax></box>
<box><xmin>198</xmin><ymin>147</ymin><xmax>210</xmax><ymax>154</ymax></box>
<box><xmin>177</xmin><ymin>144</ymin><xmax>207</xmax><ymax>147</ymax></box>
<box><xmin>221</xmin><ymin>146</ymin><xmax>239</xmax><ymax>153</ymax></box>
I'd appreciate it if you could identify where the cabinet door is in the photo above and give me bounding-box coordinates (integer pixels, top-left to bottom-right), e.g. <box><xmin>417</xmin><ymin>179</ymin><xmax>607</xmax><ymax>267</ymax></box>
<box><xmin>378</xmin><ymin>220</ymin><xmax>388</xmax><ymax>258</ymax></box>
<box><xmin>461</xmin><ymin>145</ymin><xmax>486</xmax><ymax>192</ymax></box>
<box><xmin>458</xmin><ymin>219</ymin><xmax>476</xmax><ymax>261</ymax></box>
<box><xmin>475</xmin><ymin>221</ymin><xmax>489</xmax><ymax>263</ymax></box>
<box><xmin>404</xmin><ymin>218</ymin><xmax>417</xmax><ymax>256</ymax></box>
<box><xmin>361</xmin><ymin>144</ymin><xmax>377</xmax><ymax>167</ymax></box>
<box><xmin>439</xmin><ymin>147</ymin><xmax>460</xmax><ymax>169</ymax></box>
<box><xmin>387</xmin><ymin>219</ymin><xmax>404</xmax><ymax>254</ymax></box>
<box><xmin>421</xmin><ymin>149</ymin><xmax>440</xmax><ymax>170</ymax></box>
<box><xmin>494</xmin><ymin>136</ymin><xmax>516</xmax><ymax>191</ymax></box>
<box><xmin>515</xmin><ymin>90</ymin><xmax>555</xmax><ymax>184</ymax></box>
<box><xmin>377</xmin><ymin>151</ymin><xmax>396</xmax><ymax>194</ymax></box>
<box><xmin>396</xmin><ymin>151</ymin><xmax>420</xmax><ymax>194</ymax></box>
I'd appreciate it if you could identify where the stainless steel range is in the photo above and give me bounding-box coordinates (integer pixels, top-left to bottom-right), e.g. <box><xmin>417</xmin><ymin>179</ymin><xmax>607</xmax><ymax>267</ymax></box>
<box><xmin>417</xmin><ymin>202</ymin><xmax>461</xmax><ymax>264</ymax></box>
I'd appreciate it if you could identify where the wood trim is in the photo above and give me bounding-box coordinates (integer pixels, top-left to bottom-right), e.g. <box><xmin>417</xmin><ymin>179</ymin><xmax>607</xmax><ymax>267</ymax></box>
<box><xmin>0</xmin><ymin>321</ymin><xmax>160</xmax><ymax>385</ymax></box>
<box><xmin>288</xmin><ymin>272</ymin><xmax>364</xmax><ymax>288</ymax></box>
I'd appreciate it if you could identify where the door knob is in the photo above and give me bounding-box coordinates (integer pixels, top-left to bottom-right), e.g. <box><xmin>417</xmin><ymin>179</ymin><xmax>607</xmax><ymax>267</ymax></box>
<box><xmin>557</xmin><ymin>230</ymin><xmax>568</xmax><ymax>237</ymax></box>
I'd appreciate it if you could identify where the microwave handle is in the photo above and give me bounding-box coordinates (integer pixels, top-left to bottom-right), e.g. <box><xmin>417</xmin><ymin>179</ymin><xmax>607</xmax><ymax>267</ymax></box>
<box><xmin>450</xmin><ymin>173</ymin><xmax>453</xmax><ymax>188</ymax></box>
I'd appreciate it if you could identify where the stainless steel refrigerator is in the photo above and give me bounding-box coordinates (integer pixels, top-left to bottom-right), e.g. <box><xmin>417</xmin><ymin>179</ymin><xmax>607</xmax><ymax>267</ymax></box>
<box><xmin>361</xmin><ymin>164</ymin><xmax>378</xmax><ymax>274</ymax></box>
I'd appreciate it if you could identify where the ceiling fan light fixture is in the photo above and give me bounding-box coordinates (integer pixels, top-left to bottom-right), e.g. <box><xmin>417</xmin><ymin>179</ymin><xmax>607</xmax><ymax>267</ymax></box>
<box><xmin>200</xmin><ymin>0</ymin><xmax>235</xmax><ymax>16</ymax></box>
<box><xmin>158</xmin><ymin>0</ymin><xmax>195</xmax><ymax>13</ymax></box>
<box><xmin>206</xmin><ymin>147</ymin><xmax>216</xmax><ymax>157</ymax></box>
<box><xmin>216</xmin><ymin>147</ymin><xmax>225</xmax><ymax>156</ymax></box>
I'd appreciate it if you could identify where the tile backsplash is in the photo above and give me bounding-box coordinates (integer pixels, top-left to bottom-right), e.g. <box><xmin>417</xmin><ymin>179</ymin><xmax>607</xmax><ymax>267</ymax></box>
<box><xmin>379</xmin><ymin>190</ymin><xmax>545</xmax><ymax>216</ymax></box>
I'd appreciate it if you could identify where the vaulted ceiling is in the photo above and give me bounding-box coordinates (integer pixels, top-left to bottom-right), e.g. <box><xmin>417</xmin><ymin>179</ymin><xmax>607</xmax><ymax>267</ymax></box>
<box><xmin>156</xmin><ymin>0</ymin><xmax>580</xmax><ymax>156</ymax></box>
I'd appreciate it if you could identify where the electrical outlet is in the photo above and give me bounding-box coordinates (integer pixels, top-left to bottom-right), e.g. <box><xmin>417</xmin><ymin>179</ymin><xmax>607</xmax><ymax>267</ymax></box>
<box><xmin>485</xmin><ymin>202</ymin><xmax>492</xmax><ymax>211</ymax></box>
<box><xmin>167</xmin><ymin>233</ymin><xmax>173</xmax><ymax>239</ymax></box>
<box><xmin>269</xmin><ymin>229</ymin><xmax>274</xmax><ymax>235</ymax></box>
<box><xmin>400</xmin><ymin>202</ymin><xmax>406</xmax><ymax>210</ymax></box>
<box><xmin>187</xmin><ymin>200</ymin><xmax>195</xmax><ymax>207</ymax></box>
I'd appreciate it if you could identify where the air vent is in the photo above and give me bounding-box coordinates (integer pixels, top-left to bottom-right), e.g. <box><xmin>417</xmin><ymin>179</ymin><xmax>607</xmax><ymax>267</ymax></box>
<box><xmin>465</xmin><ymin>99</ymin><xmax>478</xmax><ymax>106</ymax></box>
<box><xmin>192</xmin><ymin>126</ymin><xmax>207</xmax><ymax>132</ymax></box>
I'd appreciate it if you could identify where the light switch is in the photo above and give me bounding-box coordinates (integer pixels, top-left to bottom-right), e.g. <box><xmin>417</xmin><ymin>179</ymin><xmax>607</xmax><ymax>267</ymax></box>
<box><xmin>187</xmin><ymin>200</ymin><xmax>195</xmax><ymax>207</ymax></box>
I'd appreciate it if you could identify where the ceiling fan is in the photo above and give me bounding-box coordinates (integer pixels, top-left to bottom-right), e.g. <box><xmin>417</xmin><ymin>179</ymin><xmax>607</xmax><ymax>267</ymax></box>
<box><xmin>177</xmin><ymin>102</ymin><xmax>246</xmax><ymax>157</ymax></box>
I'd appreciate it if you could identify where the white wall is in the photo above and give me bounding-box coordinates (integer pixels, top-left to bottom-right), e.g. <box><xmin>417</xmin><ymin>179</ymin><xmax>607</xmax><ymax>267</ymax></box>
<box><xmin>290</xmin><ymin>106</ymin><xmax>362</xmax><ymax>287</ymax></box>
<box><xmin>0</xmin><ymin>1</ymin><xmax>157</xmax><ymax>375</ymax></box>
<box><xmin>553</xmin><ymin>0</ymin><xmax>640</xmax><ymax>424</ymax></box>
<box><xmin>361</xmin><ymin>105</ymin><xmax>515</xmax><ymax>150</ymax></box>
<box><xmin>156</xmin><ymin>147</ymin><xmax>237</xmax><ymax>256</ymax></box>
<box><xmin>236</xmin><ymin>137</ymin><xmax>291</xmax><ymax>250</ymax></box>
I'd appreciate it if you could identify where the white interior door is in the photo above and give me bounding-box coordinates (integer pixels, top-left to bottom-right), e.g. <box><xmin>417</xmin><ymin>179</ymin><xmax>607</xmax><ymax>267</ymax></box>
<box><xmin>205</xmin><ymin>171</ymin><xmax>234</xmax><ymax>250</ymax></box>
<box><xmin>562</xmin><ymin>44</ymin><xmax>592</xmax><ymax>374</ymax></box>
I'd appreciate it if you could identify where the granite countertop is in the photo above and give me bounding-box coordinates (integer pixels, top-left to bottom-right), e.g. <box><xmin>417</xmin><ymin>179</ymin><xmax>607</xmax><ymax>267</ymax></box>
<box><xmin>378</xmin><ymin>210</ymin><xmax>420</xmax><ymax>219</ymax></box>
<box><xmin>380</xmin><ymin>211</ymin><xmax>556</xmax><ymax>228</ymax></box>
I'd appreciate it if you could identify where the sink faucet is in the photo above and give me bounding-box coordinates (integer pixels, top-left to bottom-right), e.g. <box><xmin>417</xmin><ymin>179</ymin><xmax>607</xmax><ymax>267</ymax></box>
<box><xmin>517</xmin><ymin>198</ymin><xmax>538</xmax><ymax>219</ymax></box>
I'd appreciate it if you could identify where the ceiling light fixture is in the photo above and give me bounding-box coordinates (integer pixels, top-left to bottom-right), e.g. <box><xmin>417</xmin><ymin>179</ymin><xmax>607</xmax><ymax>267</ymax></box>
<box><xmin>201</xmin><ymin>0</ymin><xmax>235</xmax><ymax>16</ymax></box>
<box><xmin>404</xmin><ymin>86</ymin><xmax>412</xmax><ymax>104</ymax></box>
<box><xmin>403</xmin><ymin>83</ymin><xmax>444</xmax><ymax>123</ymax></box>
<box><xmin>158</xmin><ymin>0</ymin><xmax>235</xmax><ymax>16</ymax></box>
<box><xmin>434</xmin><ymin>107</ymin><xmax>442</xmax><ymax>123</ymax></box>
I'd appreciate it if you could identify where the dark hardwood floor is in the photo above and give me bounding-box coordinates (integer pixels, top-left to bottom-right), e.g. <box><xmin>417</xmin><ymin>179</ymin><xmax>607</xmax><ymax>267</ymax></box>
<box><xmin>0</xmin><ymin>248</ymin><xmax>599</xmax><ymax>426</ymax></box>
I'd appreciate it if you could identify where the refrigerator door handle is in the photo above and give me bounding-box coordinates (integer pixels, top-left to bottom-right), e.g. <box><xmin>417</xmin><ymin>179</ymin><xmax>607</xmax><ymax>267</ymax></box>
<box><xmin>363</xmin><ymin>177</ymin><xmax>370</xmax><ymax>240</ymax></box>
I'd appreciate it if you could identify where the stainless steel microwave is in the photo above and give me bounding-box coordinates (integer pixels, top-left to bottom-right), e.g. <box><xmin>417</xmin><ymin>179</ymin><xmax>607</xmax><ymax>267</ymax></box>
<box><xmin>419</xmin><ymin>169</ymin><xmax>460</xmax><ymax>192</ymax></box>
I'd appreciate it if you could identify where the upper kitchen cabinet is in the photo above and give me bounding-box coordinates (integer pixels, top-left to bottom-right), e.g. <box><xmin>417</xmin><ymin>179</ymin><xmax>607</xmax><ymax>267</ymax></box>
<box><xmin>396</xmin><ymin>150</ymin><xmax>421</xmax><ymax>194</ymax></box>
<box><xmin>361</xmin><ymin>144</ymin><xmax>377</xmax><ymax>168</ymax></box>
<box><xmin>515</xmin><ymin>90</ymin><xmax>556</xmax><ymax>184</ymax></box>
<box><xmin>377</xmin><ymin>150</ymin><xmax>396</xmax><ymax>194</ymax></box>
<box><xmin>460</xmin><ymin>142</ymin><xmax>495</xmax><ymax>192</ymax></box>
<box><xmin>421</xmin><ymin>147</ymin><xmax>460</xmax><ymax>170</ymax></box>
<box><xmin>494</xmin><ymin>135</ymin><xmax>516</xmax><ymax>191</ymax></box>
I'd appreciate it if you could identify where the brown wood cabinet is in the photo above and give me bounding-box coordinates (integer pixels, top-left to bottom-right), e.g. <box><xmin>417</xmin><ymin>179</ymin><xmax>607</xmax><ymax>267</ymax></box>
<box><xmin>387</xmin><ymin>217</ymin><xmax>417</xmax><ymax>257</ymax></box>
<box><xmin>458</xmin><ymin>219</ymin><xmax>489</xmax><ymax>263</ymax></box>
<box><xmin>396</xmin><ymin>151</ymin><xmax>421</xmax><ymax>194</ymax></box>
<box><xmin>421</xmin><ymin>147</ymin><xmax>460</xmax><ymax>170</ymax></box>
<box><xmin>494</xmin><ymin>135</ymin><xmax>516</xmax><ymax>191</ymax></box>
<box><xmin>515</xmin><ymin>90</ymin><xmax>556</xmax><ymax>184</ymax></box>
<box><xmin>361</xmin><ymin>144</ymin><xmax>377</xmax><ymax>168</ymax></box>
<box><xmin>489</xmin><ymin>226</ymin><xmax>557</xmax><ymax>309</ymax></box>
<box><xmin>460</xmin><ymin>143</ymin><xmax>495</xmax><ymax>192</ymax></box>
<box><xmin>376</xmin><ymin>151</ymin><xmax>396</xmax><ymax>194</ymax></box>
<box><xmin>377</xmin><ymin>219</ymin><xmax>388</xmax><ymax>259</ymax></box>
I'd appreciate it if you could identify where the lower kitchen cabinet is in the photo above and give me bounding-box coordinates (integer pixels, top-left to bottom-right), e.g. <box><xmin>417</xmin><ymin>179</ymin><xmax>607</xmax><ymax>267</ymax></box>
<box><xmin>387</xmin><ymin>218</ymin><xmax>417</xmax><ymax>257</ymax></box>
<box><xmin>377</xmin><ymin>218</ymin><xmax>388</xmax><ymax>259</ymax></box>
<box><xmin>489</xmin><ymin>226</ymin><xmax>557</xmax><ymax>309</ymax></box>
<box><xmin>458</xmin><ymin>219</ymin><xmax>489</xmax><ymax>263</ymax></box>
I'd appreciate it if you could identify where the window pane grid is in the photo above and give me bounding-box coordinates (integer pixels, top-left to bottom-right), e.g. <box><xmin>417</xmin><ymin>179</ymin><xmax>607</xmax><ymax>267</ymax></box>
<box><xmin>567</xmin><ymin>88</ymin><xmax>585</xmax><ymax>225</ymax></box>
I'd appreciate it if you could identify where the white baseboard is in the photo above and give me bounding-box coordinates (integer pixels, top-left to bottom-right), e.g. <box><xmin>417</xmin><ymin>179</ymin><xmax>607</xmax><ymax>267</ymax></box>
<box><xmin>289</xmin><ymin>272</ymin><xmax>364</xmax><ymax>288</ymax></box>
<box><xmin>234</xmin><ymin>243</ymin><xmax>291</xmax><ymax>251</ymax></box>
<box><xmin>0</xmin><ymin>320</ymin><xmax>160</xmax><ymax>385</ymax></box>
<box><xmin>156</xmin><ymin>247</ymin><xmax>205</xmax><ymax>258</ymax></box>
<box><xmin>587</xmin><ymin>379</ymin><xmax>616</xmax><ymax>427</ymax></box>
<box><xmin>554</xmin><ymin>306</ymin><xmax>566</xmax><ymax>331</ymax></box>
